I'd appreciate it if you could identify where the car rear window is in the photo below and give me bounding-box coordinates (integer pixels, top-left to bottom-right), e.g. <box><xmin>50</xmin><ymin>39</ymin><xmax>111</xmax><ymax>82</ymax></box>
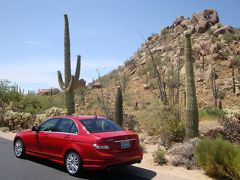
<box><xmin>80</xmin><ymin>118</ymin><xmax>123</xmax><ymax>133</ymax></box>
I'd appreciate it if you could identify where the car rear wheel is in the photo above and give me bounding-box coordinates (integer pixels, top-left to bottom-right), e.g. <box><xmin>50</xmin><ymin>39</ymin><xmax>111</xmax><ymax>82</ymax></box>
<box><xmin>14</xmin><ymin>139</ymin><xmax>25</xmax><ymax>158</ymax></box>
<box><xmin>65</xmin><ymin>151</ymin><xmax>82</xmax><ymax>176</ymax></box>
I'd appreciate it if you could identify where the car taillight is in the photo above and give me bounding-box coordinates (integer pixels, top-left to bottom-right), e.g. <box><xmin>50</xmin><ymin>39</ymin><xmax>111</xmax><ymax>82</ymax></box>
<box><xmin>93</xmin><ymin>143</ymin><xmax>110</xmax><ymax>149</ymax></box>
<box><xmin>93</xmin><ymin>139</ymin><xmax>111</xmax><ymax>150</ymax></box>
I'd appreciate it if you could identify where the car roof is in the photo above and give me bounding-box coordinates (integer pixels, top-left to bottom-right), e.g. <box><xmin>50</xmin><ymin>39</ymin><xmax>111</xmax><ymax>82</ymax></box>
<box><xmin>51</xmin><ymin>115</ymin><xmax>107</xmax><ymax>121</ymax></box>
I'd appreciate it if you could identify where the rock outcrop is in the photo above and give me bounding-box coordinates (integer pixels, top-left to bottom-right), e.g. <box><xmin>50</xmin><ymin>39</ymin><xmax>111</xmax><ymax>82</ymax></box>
<box><xmin>171</xmin><ymin>9</ymin><xmax>219</xmax><ymax>33</ymax></box>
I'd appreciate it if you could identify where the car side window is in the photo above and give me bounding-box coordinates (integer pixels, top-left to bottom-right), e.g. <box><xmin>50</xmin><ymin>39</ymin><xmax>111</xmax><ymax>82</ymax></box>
<box><xmin>69</xmin><ymin>122</ymin><xmax>78</xmax><ymax>134</ymax></box>
<box><xmin>56</xmin><ymin>118</ymin><xmax>74</xmax><ymax>133</ymax></box>
<box><xmin>38</xmin><ymin>118</ymin><xmax>59</xmax><ymax>132</ymax></box>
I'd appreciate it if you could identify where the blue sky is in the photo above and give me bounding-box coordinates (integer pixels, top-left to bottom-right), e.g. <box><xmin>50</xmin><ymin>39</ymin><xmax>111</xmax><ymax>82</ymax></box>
<box><xmin>0</xmin><ymin>0</ymin><xmax>240</xmax><ymax>92</ymax></box>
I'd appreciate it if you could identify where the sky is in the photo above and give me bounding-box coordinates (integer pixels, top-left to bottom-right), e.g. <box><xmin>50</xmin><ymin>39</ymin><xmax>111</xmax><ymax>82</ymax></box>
<box><xmin>0</xmin><ymin>0</ymin><xmax>240</xmax><ymax>92</ymax></box>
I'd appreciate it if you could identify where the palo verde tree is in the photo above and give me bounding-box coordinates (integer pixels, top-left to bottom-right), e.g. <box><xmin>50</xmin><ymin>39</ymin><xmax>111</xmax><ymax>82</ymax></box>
<box><xmin>184</xmin><ymin>32</ymin><xmax>199</xmax><ymax>138</ymax></box>
<box><xmin>57</xmin><ymin>14</ymin><xmax>81</xmax><ymax>115</ymax></box>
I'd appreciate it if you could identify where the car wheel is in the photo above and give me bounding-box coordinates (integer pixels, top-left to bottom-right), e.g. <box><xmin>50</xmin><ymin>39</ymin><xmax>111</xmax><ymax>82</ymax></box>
<box><xmin>65</xmin><ymin>151</ymin><xmax>82</xmax><ymax>176</ymax></box>
<box><xmin>14</xmin><ymin>139</ymin><xmax>25</xmax><ymax>158</ymax></box>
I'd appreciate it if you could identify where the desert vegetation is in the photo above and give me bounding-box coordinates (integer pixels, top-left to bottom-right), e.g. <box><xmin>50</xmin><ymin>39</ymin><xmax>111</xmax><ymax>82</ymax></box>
<box><xmin>1</xmin><ymin>9</ymin><xmax>240</xmax><ymax>179</ymax></box>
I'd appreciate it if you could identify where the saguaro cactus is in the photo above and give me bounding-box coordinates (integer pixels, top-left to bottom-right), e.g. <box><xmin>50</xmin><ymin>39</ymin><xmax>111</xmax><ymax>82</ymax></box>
<box><xmin>57</xmin><ymin>14</ymin><xmax>81</xmax><ymax>115</ymax></box>
<box><xmin>184</xmin><ymin>32</ymin><xmax>199</xmax><ymax>138</ymax></box>
<box><xmin>114</xmin><ymin>86</ymin><xmax>123</xmax><ymax>126</ymax></box>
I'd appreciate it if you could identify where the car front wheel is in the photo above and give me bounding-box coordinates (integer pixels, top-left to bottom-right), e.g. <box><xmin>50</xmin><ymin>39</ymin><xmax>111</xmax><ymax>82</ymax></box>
<box><xmin>14</xmin><ymin>139</ymin><xmax>25</xmax><ymax>158</ymax></box>
<box><xmin>65</xmin><ymin>151</ymin><xmax>82</xmax><ymax>176</ymax></box>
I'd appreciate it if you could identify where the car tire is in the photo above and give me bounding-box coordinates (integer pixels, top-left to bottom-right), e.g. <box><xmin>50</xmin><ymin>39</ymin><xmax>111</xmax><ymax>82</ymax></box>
<box><xmin>14</xmin><ymin>138</ymin><xmax>25</xmax><ymax>158</ymax></box>
<box><xmin>65</xmin><ymin>151</ymin><xmax>82</xmax><ymax>176</ymax></box>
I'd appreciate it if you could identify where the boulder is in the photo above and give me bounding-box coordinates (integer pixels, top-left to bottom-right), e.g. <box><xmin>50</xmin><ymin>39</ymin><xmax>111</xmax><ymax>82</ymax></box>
<box><xmin>203</xmin><ymin>8</ymin><xmax>219</xmax><ymax>24</ymax></box>
<box><xmin>195</xmin><ymin>19</ymin><xmax>209</xmax><ymax>33</ymax></box>
<box><xmin>191</xmin><ymin>9</ymin><xmax>219</xmax><ymax>33</ymax></box>
<box><xmin>172</xmin><ymin>16</ymin><xmax>189</xmax><ymax>28</ymax></box>
<box><xmin>180</xmin><ymin>20</ymin><xmax>192</xmax><ymax>27</ymax></box>
<box><xmin>214</xmin><ymin>25</ymin><xmax>234</xmax><ymax>36</ymax></box>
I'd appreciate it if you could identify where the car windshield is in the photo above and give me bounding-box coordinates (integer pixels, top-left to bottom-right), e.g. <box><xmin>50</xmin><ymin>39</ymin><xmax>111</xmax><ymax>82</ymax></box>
<box><xmin>80</xmin><ymin>118</ymin><xmax>123</xmax><ymax>133</ymax></box>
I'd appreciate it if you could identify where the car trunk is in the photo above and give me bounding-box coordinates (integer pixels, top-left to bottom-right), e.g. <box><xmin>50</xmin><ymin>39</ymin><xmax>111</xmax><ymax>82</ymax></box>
<box><xmin>91</xmin><ymin>131</ymin><xmax>140</xmax><ymax>153</ymax></box>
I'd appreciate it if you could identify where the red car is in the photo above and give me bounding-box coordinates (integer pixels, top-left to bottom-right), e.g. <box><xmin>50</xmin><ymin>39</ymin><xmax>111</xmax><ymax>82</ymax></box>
<box><xmin>13</xmin><ymin>115</ymin><xmax>143</xmax><ymax>176</ymax></box>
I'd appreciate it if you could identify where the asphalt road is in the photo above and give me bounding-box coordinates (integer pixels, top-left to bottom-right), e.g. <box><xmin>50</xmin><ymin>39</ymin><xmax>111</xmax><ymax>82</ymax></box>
<box><xmin>0</xmin><ymin>137</ymin><xmax>156</xmax><ymax>180</ymax></box>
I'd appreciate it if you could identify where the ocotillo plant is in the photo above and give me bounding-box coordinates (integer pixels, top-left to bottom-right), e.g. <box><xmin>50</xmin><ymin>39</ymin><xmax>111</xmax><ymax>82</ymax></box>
<box><xmin>114</xmin><ymin>86</ymin><xmax>123</xmax><ymax>126</ymax></box>
<box><xmin>184</xmin><ymin>32</ymin><xmax>199</xmax><ymax>138</ymax></box>
<box><xmin>57</xmin><ymin>14</ymin><xmax>81</xmax><ymax>115</ymax></box>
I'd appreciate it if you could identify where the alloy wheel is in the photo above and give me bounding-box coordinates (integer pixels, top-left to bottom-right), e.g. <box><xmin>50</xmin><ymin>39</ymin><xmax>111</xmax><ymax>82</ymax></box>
<box><xmin>14</xmin><ymin>139</ymin><xmax>24</xmax><ymax>158</ymax></box>
<box><xmin>65</xmin><ymin>151</ymin><xmax>81</xmax><ymax>176</ymax></box>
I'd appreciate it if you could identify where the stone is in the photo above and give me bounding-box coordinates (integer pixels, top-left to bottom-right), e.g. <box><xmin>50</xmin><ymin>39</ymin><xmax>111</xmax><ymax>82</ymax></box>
<box><xmin>214</xmin><ymin>25</ymin><xmax>234</xmax><ymax>36</ymax></box>
<box><xmin>172</xmin><ymin>16</ymin><xmax>189</xmax><ymax>28</ymax></box>
<box><xmin>144</xmin><ymin>83</ymin><xmax>151</xmax><ymax>90</ymax></box>
<box><xmin>210</xmin><ymin>43</ymin><xmax>220</xmax><ymax>54</ymax></box>
<box><xmin>191</xmin><ymin>9</ymin><xmax>219</xmax><ymax>33</ymax></box>
<box><xmin>203</xmin><ymin>8</ymin><xmax>219</xmax><ymax>24</ymax></box>
<box><xmin>143</xmin><ymin>136</ymin><xmax>159</xmax><ymax>145</ymax></box>
<box><xmin>180</xmin><ymin>20</ymin><xmax>192</xmax><ymax>27</ymax></box>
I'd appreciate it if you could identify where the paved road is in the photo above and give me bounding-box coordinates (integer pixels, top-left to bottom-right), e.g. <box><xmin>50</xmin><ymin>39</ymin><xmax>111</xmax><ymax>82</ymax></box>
<box><xmin>0</xmin><ymin>137</ymin><xmax>156</xmax><ymax>180</ymax></box>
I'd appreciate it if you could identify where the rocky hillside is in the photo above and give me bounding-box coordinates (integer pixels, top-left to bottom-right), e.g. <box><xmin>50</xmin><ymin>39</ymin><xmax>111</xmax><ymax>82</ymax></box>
<box><xmin>83</xmin><ymin>9</ymin><xmax>240</xmax><ymax>115</ymax></box>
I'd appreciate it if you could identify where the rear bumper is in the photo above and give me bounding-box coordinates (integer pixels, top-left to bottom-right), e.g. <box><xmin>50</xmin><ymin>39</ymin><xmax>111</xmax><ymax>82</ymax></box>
<box><xmin>82</xmin><ymin>150</ymin><xmax>143</xmax><ymax>170</ymax></box>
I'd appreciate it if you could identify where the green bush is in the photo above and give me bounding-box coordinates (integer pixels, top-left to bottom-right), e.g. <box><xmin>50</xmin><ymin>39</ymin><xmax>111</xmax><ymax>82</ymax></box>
<box><xmin>199</xmin><ymin>107</ymin><xmax>225</xmax><ymax>121</ymax></box>
<box><xmin>138</xmin><ymin>100</ymin><xmax>185</xmax><ymax>142</ymax></box>
<box><xmin>195</xmin><ymin>137</ymin><xmax>240</xmax><ymax>179</ymax></box>
<box><xmin>153</xmin><ymin>148</ymin><xmax>166</xmax><ymax>165</ymax></box>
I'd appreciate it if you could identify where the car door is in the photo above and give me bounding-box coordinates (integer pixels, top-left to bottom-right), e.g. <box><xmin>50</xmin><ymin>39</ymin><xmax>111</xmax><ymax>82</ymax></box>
<box><xmin>23</xmin><ymin>130</ymin><xmax>40</xmax><ymax>153</ymax></box>
<box><xmin>48</xmin><ymin>118</ymin><xmax>78</xmax><ymax>157</ymax></box>
<box><xmin>37</xmin><ymin>118</ymin><xmax>59</xmax><ymax>154</ymax></box>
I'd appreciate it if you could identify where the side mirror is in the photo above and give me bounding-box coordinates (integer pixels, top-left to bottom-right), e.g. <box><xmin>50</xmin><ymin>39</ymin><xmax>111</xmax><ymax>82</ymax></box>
<box><xmin>32</xmin><ymin>125</ymin><xmax>39</xmax><ymax>132</ymax></box>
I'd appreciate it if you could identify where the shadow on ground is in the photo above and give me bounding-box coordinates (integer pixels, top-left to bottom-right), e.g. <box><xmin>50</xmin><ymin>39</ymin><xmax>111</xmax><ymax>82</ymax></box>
<box><xmin>25</xmin><ymin>155</ymin><xmax>156</xmax><ymax>180</ymax></box>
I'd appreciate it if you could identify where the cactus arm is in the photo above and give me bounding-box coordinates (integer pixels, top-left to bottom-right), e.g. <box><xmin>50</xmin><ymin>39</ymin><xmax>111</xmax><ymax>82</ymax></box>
<box><xmin>66</xmin><ymin>76</ymin><xmax>75</xmax><ymax>92</ymax></box>
<box><xmin>75</xmin><ymin>55</ymin><xmax>81</xmax><ymax>81</ymax></box>
<box><xmin>57</xmin><ymin>71</ymin><xmax>65</xmax><ymax>90</ymax></box>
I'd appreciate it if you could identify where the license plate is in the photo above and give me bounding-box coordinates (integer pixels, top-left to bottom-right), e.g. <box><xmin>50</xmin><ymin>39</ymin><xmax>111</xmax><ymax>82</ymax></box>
<box><xmin>121</xmin><ymin>141</ymin><xmax>130</xmax><ymax>149</ymax></box>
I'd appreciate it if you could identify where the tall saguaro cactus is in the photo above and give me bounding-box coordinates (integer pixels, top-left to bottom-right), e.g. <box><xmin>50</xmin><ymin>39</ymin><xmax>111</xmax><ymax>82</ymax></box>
<box><xmin>184</xmin><ymin>32</ymin><xmax>199</xmax><ymax>138</ymax></box>
<box><xmin>114</xmin><ymin>86</ymin><xmax>123</xmax><ymax>126</ymax></box>
<box><xmin>57</xmin><ymin>14</ymin><xmax>81</xmax><ymax>115</ymax></box>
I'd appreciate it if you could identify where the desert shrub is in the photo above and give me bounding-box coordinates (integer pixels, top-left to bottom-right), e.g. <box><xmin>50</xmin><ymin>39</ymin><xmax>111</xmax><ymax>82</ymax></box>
<box><xmin>137</xmin><ymin>63</ymin><xmax>155</xmax><ymax>77</ymax></box>
<box><xmin>4</xmin><ymin>110</ymin><xmax>32</xmax><ymax>130</ymax></box>
<box><xmin>34</xmin><ymin>106</ymin><xmax>67</xmax><ymax>125</ymax></box>
<box><xmin>222</xmin><ymin>106</ymin><xmax>240</xmax><ymax>144</ymax></box>
<box><xmin>153</xmin><ymin>148</ymin><xmax>166</xmax><ymax>165</ymax></box>
<box><xmin>138</xmin><ymin>100</ymin><xmax>185</xmax><ymax>145</ymax></box>
<box><xmin>0</xmin><ymin>127</ymin><xmax>10</xmax><ymax>132</ymax></box>
<box><xmin>195</xmin><ymin>137</ymin><xmax>240</xmax><ymax>179</ymax></box>
<box><xmin>16</xmin><ymin>93</ymin><xmax>65</xmax><ymax>114</ymax></box>
<box><xmin>167</xmin><ymin>138</ymin><xmax>200</xmax><ymax>169</ymax></box>
<box><xmin>223</xmin><ymin>32</ymin><xmax>235</xmax><ymax>43</ymax></box>
<box><xmin>199</xmin><ymin>107</ymin><xmax>225</xmax><ymax>121</ymax></box>
<box><xmin>140</xmin><ymin>143</ymin><xmax>147</xmax><ymax>153</ymax></box>
<box><xmin>124</xmin><ymin>59</ymin><xmax>135</xmax><ymax>68</ymax></box>
<box><xmin>123</xmin><ymin>113</ymin><xmax>138</xmax><ymax>131</ymax></box>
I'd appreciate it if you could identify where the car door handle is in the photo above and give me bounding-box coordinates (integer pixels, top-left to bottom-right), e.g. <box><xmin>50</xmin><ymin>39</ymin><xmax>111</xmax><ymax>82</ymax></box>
<box><xmin>64</xmin><ymin>135</ymin><xmax>70</xmax><ymax>139</ymax></box>
<box><xmin>44</xmin><ymin>133</ymin><xmax>49</xmax><ymax>138</ymax></box>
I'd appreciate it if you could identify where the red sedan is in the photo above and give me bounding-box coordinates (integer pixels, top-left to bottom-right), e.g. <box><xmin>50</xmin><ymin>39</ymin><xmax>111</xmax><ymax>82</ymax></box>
<box><xmin>13</xmin><ymin>115</ymin><xmax>143</xmax><ymax>176</ymax></box>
